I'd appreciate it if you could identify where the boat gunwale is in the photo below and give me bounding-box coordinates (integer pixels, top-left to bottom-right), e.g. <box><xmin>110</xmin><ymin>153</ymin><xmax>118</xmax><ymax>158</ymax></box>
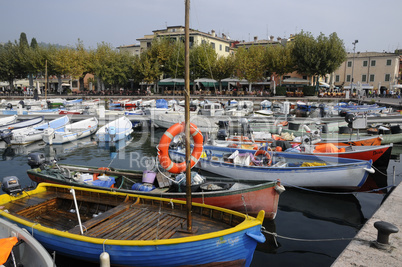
<box><xmin>0</xmin><ymin>182</ymin><xmax>264</xmax><ymax>246</ymax></box>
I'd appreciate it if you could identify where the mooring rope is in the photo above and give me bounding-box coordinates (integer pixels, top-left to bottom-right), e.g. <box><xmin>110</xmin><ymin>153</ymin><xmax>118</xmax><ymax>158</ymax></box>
<box><xmin>261</xmin><ymin>227</ymin><xmax>369</xmax><ymax>243</ymax></box>
<box><xmin>279</xmin><ymin>182</ymin><xmax>395</xmax><ymax>195</ymax></box>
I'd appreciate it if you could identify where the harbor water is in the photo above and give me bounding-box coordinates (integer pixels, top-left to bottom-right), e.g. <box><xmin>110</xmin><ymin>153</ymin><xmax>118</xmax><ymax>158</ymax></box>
<box><xmin>0</xmin><ymin>129</ymin><xmax>400</xmax><ymax>267</ymax></box>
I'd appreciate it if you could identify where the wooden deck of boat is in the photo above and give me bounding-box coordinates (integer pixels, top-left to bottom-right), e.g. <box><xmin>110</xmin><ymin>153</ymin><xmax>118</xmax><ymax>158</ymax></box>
<box><xmin>2</xmin><ymin>187</ymin><xmax>243</xmax><ymax>240</ymax></box>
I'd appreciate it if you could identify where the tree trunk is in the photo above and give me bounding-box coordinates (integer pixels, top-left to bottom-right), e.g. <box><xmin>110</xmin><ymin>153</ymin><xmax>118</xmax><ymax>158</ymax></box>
<box><xmin>57</xmin><ymin>75</ymin><xmax>63</xmax><ymax>94</ymax></box>
<box><xmin>8</xmin><ymin>78</ymin><xmax>14</xmax><ymax>91</ymax></box>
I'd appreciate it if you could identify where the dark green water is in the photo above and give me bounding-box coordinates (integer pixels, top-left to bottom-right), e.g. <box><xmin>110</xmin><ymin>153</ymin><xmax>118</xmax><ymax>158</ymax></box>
<box><xmin>0</xmin><ymin>130</ymin><xmax>400</xmax><ymax>267</ymax></box>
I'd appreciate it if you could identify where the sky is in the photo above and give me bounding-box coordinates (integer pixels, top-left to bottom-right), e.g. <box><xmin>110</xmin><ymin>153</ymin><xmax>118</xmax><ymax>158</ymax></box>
<box><xmin>1</xmin><ymin>0</ymin><xmax>401</xmax><ymax>53</ymax></box>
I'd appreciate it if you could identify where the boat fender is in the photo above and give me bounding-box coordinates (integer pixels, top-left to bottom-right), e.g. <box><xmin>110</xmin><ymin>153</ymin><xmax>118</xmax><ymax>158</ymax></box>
<box><xmin>246</xmin><ymin>232</ymin><xmax>266</xmax><ymax>243</ymax></box>
<box><xmin>158</xmin><ymin>122</ymin><xmax>203</xmax><ymax>174</ymax></box>
<box><xmin>274</xmin><ymin>183</ymin><xmax>286</xmax><ymax>194</ymax></box>
<box><xmin>364</xmin><ymin>167</ymin><xmax>375</xmax><ymax>174</ymax></box>
<box><xmin>100</xmin><ymin>251</ymin><xmax>110</xmax><ymax>267</ymax></box>
<box><xmin>302</xmin><ymin>125</ymin><xmax>311</xmax><ymax>133</ymax></box>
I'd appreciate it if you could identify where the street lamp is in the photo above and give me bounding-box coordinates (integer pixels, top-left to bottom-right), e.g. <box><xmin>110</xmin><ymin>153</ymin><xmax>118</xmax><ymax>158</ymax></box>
<box><xmin>351</xmin><ymin>40</ymin><xmax>358</xmax><ymax>93</ymax></box>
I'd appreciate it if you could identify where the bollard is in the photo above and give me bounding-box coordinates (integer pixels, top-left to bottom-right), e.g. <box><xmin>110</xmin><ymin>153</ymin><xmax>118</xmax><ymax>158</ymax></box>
<box><xmin>371</xmin><ymin>221</ymin><xmax>399</xmax><ymax>250</ymax></box>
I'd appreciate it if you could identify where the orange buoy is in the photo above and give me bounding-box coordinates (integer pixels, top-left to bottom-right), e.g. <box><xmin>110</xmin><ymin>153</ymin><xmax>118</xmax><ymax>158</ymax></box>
<box><xmin>254</xmin><ymin>149</ymin><xmax>272</xmax><ymax>166</ymax></box>
<box><xmin>275</xmin><ymin>146</ymin><xmax>282</xmax><ymax>152</ymax></box>
<box><xmin>158</xmin><ymin>122</ymin><xmax>203</xmax><ymax>174</ymax></box>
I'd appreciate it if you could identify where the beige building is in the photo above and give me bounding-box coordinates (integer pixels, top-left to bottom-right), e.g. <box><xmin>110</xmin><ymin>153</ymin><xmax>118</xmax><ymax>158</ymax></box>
<box><xmin>116</xmin><ymin>44</ymin><xmax>141</xmax><ymax>57</ymax></box>
<box><xmin>234</xmin><ymin>35</ymin><xmax>283</xmax><ymax>49</ymax></box>
<box><xmin>136</xmin><ymin>26</ymin><xmax>232</xmax><ymax>57</ymax></box>
<box><xmin>333</xmin><ymin>52</ymin><xmax>400</xmax><ymax>91</ymax></box>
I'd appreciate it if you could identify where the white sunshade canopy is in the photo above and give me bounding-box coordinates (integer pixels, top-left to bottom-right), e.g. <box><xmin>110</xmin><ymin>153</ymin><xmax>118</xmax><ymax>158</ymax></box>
<box><xmin>282</xmin><ymin>77</ymin><xmax>310</xmax><ymax>83</ymax></box>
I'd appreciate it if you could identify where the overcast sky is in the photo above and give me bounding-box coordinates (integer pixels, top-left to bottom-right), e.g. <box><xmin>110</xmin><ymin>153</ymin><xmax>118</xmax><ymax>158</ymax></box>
<box><xmin>1</xmin><ymin>0</ymin><xmax>401</xmax><ymax>53</ymax></box>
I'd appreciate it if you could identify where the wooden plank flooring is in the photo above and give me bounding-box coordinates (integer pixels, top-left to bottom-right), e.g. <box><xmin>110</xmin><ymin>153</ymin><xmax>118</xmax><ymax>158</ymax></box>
<box><xmin>2</xmin><ymin>187</ymin><xmax>243</xmax><ymax>240</ymax></box>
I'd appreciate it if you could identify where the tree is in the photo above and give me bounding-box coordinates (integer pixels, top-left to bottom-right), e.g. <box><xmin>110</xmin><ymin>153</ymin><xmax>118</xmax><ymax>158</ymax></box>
<box><xmin>0</xmin><ymin>41</ymin><xmax>26</xmax><ymax>92</ymax></box>
<box><xmin>30</xmin><ymin>38</ymin><xmax>38</xmax><ymax>49</ymax></box>
<box><xmin>265</xmin><ymin>44</ymin><xmax>295</xmax><ymax>85</ymax></box>
<box><xmin>235</xmin><ymin>45</ymin><xmax>267</xmax><ymax>91</ymax></box>
<box><xmin>212</xmin><ymin>54</ymin><xmax>235</xmax><ymax>91</ymax></box>
<box><xmin>189</xmin><ymin>43</ymin><xmax>217</xmax><ymax>81</ymax></box>
<box><xmin>19</xmin><ymin>32</ymin><xmax>29</xmax><ymax>49</ymax></box>
<box><xmin>291</xmin><ymin>31</ymin><xmax>346</xmax><ymax>90</ymax></box>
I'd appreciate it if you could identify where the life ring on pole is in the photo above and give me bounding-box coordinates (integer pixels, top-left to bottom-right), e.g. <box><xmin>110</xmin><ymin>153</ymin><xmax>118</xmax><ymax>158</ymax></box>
<box><xmin>254</xmin><ymin>149</ymin><xmax>272</xmax><ymax>166</ymax></box>
<box><xmin>158</xmin><ymin>122</ymin><xmax>203</xmax><ymax>174</ymax></box>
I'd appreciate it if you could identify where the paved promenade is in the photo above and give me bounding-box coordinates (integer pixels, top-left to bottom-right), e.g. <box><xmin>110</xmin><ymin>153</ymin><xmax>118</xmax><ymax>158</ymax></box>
<box><xmin>332</xmin><ymin>182</ymin><xmax>402</xmax><ymax>266</ymax></box>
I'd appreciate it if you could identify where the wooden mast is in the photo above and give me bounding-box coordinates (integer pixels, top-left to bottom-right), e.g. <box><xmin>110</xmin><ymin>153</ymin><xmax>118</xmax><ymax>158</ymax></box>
<box><xmin>184</xmin><ymin>0</ymin><xmax>193</xmax><ymax>232</ymax></box>
<box><xmin>45</xmin><ymin>60</ymin><xmax>48</xmax><ymax>101</ymax></box>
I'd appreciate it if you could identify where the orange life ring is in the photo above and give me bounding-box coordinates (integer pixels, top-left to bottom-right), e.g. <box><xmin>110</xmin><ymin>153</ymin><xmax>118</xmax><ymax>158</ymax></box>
<box><xmin>254</xmin><ymin>149</ymin><xmax>272</xmax><ymax>166</ymax></box>
<box><xmin>158</xmin><ymin>122</ymin><xmax>203</xmax><ymax>174</ymax></box>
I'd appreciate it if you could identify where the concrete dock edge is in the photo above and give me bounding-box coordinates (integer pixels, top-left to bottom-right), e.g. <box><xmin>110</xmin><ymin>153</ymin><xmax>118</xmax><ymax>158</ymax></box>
<box><xmin>332</xmin><ymin>183</ymin><xmax>402</xmax><ymax>266</ymax></box>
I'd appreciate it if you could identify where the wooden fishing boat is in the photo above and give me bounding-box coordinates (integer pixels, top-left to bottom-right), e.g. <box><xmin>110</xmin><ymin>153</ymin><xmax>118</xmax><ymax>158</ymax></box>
<box><xmin>0</xmin><ymin>182</ymin><xmax>266</xmax><ymax>266</ymax></box>
<box><xmin>211</xmin><ymin>138</ymin><xmax>392</xmax><ymax>167</ymax></box>
<box><xmin>4</xmin><ymin>115</ymin><xmax>70</xmax><ymax>145</ymax></box>
<box><xmin>171</xmin><ymin>145</ymin><xmax>375</xmax><ymax>189</ymax></box>
<box><xmin>95</xmin><ymin>116</ymin><xmax>133</xmax><ymax>142</ymax></box>
<box><xmin>0</xmin><ymin>217</ymin><xmax>54</xmax><ymax>266</ymax></box>
<box><xmin>26</xmin><ymin>160</ymin><xmax>283</xmax><ymax>219</ymax></box>
<box><xmin>42</xmin><ymin>117</ymin><xmax>98</xmax><ymax>145</ymax></box>
<box><xmin>298</xmin><ymin>143</ymin><xmax>393</xmax><ymax>168</ymax></box>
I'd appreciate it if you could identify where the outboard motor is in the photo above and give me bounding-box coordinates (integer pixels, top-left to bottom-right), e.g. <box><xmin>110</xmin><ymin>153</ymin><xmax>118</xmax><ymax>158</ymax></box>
<box><xmin>27</xmin><ymin>152</ymin><xmax>47</xmax><ymax>169</ymax></box>
<box><xmin>42</xmin><ymin>128</ymin><xmax>55</xmax><ymax>145</ymax></box>
<box><xmin>0</xmin><ymin>129</ymin><xmax>13</xmax><ymax>144</ymax></box>
<box><xmin>108</xmin><ymin>126</ymin><xmax>117</xmax><ymax>142</ymax></box>
<box><xmin>83</xmin><ymin>106</ymin><xmax>90</xmax><ymax>115</ymax></box>
<box><xmin>216</xmin><ymin>129</ymin><xmax>228</xmax><ymax>140</ymax></box>
<box><xmin>26</xmin><ymin>105</ymin><xmax>31</xmax><ymax>110</ymax></box>
<box><xmin>6</xmin><ymin>103</ymin><xmax>13</xmax><ymax>110</ymax></box>
<box><xmin>319</xmin><ymin>104</ymin><xmax>325</xmax><ymax>117</ymax></box>
<box><xmin>2</xmin><ymin>176</ymin><xmax>22</xmax><ymax>196</ymax></box>
<box><xmin>218</xmin><ymin>120</ymin><xmax>229</xmax><ymax>130</ymax></box>
<box><xmin>339</xmin><ymin>109</ymin><xmax>348</xmax><ymax>117</ymax></box>
<box><xmin>18</xmin><ymin>100</ymin><xmax>25</xmax><ymax>108</ymax></box>
<box><xmin>169</xmin><ymin>134</ymin><xmax>184</xmax><ymax>150</ymax></box>
<box><xmin>240</xmin><ymin>118</ymin><xmax>250</xmax><ymax>136</ymax></box>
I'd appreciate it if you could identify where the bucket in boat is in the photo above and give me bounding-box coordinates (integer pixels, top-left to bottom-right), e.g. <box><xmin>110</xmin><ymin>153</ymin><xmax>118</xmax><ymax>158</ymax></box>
<box><xmin>288</xmin><ymin>122</ymin><xmax>300</xmax><ymax>131</ymax></box>
<box><xmin>80</xmin><ymin>173</ymin><xmax>93</xmax><ymax>184</ymax></box>
<box><xmin>142</xmin><ymin>170</ymin><xmax>156</xmax><ymax>184</ymax></box>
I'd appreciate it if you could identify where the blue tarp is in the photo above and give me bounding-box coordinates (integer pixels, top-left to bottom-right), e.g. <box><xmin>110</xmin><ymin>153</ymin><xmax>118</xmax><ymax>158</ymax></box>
<box><xmin>156</xmin><ymin>99</ymin><xmax>168</xmax><ymax>108</ymax></box>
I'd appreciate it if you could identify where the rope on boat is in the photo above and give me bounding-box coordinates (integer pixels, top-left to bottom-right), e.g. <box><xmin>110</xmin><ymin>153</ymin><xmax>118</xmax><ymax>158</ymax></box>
<box><xmin>261</xmin><ymin>227</ymin><xmax>369</xmax><ymax>243</ymax></box>
<box><xmin>102</xmin><ymin>239</ymin><xmax>108</xmax><ymax>252</ymax></box>
<box><xmin>241</xmin><ymin>195</ymin><xmax>249</xmax><ymax>217</ymax></box>
<box><xmin>280</xmin><ymin>182</ymin><xmax>396</xmax><ymax>195</ymax></box>
<box><xmin>154</xmin><ymin>156</ymin><xmax>183</xmax><ymax>184</ymax></box>
<box><xmin>371</xmin><ymin>165</ymin><xmax>388</xmax><ymax>176</ymax></box>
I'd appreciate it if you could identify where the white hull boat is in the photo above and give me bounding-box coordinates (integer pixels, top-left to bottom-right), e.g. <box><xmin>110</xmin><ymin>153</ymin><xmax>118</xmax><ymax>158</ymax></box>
<box><xmin>96</xmin><ymin>116</ymin><xmax>133</xmax><ymax>142</ymax></box>
<box><xmin>0</xmin><ymin>217</ymin><xmax>54</xmax><ymax>266</ymax></box>
<box><xmin>43</xmin><ymin>117</ymin><xmax>98</xmax><ymax>145</ymax></box>
<box><xmin>171</xmin><ymin>145</ymin><xmax>374</xmax><ymax>189</ymax></box>
<box><xmin>5</xmin><ymin>115</ymin><xmax>70</xmax><ymax>145</ymax></box>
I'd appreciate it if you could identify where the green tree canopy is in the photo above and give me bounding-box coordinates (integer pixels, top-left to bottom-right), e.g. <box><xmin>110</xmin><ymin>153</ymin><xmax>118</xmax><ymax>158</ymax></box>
<box><xmin>292</xmin><ymin>31</ymin><xmax>346</xmax><ymax>78</ymax></box>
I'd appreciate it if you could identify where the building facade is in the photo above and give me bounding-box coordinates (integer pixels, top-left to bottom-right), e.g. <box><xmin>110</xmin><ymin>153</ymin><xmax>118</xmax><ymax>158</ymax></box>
<box><xmin>333</xmin><ymin>52</ymin><xmax>400</xmax><ymax>91</ymax></box>
<box><xmin>116</xmin><ymin>44</ymin><xmax>141</xmax><ymax>57</ymax></box>
<box><xmin>136</xmin><ymin>26</ymin><xmax>232</xmax><ymax>57</ymax></box>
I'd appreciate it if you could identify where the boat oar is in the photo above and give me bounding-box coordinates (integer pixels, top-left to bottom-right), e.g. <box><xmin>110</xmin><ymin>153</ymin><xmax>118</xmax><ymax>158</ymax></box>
<box><xmin>59</xmin><ymin>165</ymin><xmax>142</xmax><ymax>179</ymax></box>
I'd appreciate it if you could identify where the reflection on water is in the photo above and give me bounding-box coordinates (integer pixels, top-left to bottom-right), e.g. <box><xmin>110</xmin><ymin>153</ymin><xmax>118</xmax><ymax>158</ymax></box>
<box><xmin>0</xmin><ymin>129</ymin><xmax>401</xmax><ymax>267</ymax></box>
<box><xmin>279</xmin><ymin>189</ymin><xmax>365</xmax><ymax>228</ymax></box>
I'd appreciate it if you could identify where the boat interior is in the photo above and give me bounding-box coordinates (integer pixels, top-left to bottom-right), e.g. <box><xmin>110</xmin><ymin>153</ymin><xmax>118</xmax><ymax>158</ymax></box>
<box><xmin>1</xmin><ymin>186</ymin><xmax>245</xmax><ymax>240</ymax></box>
